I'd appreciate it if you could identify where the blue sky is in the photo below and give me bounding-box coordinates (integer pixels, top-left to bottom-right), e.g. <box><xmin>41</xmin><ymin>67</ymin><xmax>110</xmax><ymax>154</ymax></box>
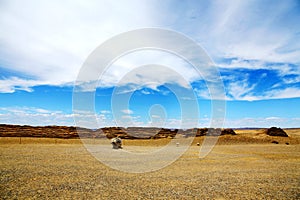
<box><xmin>0</xmin><ymin>0</ymin><xmax>300</xmax><ymax>128</ymax></box>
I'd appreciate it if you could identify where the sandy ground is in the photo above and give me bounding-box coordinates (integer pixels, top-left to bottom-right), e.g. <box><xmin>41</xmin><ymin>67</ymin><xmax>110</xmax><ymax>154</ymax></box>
<box><xmin>0</xmin><ymin>130</ymin><xmax>300</xmax><ymax>199</ymax></box>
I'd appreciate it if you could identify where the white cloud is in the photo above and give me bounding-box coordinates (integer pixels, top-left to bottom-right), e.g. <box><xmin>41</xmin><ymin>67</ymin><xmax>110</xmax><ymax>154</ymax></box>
<box><xmin>151</xmin><ymin>115</ymin><xmax>161</xmax><ymax>118</ymax></box>
<box><xmin>121</xmin><ymin>109</ymin><xmax>133</xmax><ymax>114</ymax></box>
<box><xmin>195</xmin><ymin>79</ymin><xmax>300</xmax><ymax>101</ymax></box>
<box><xmin>227</xmin><ymin>78</ymin><xmax>257</xmax><ymax>100</ymax></box>
<box><xmin>225</xmin><ymin>87</ymin><xmax>300</xmax><ymax>101</ymax></box>
<box><xmin>194</xmin><ymin>85</ymin><xmax>228</xmax><ymax>101</ymax></box>
<box><xmin>171</xmin><ymin>0</ymin><xmax>300</xmax><ymax>78</ymax></box>
<box><xmin>0</xmin><ymin>107</ymin><xmax>62</xmax><ymax>114</ymax></box>
<box><xmin>99</xmin><ymin>110</ymin><xmax>111</xmax><ymax>114</ymax></box>
<box><xmin>224</xmin><ymin>117</ymin><xmax>300</xmax><ymax>128</ymax></box>
<box><xmin>265</xmin><ymin>117</ymin><xmax>281</xmax><ymax>120</ymax></box>
<box><xmin>1</xmin><ymin>106</ymin><xmax>299</xmax><ymax>128</ymax></box>
<box><xmin>0</xmin><ymin>1</ymin><xmax>218</xmax><ymax>94</ymax></box>
<box><xmin>112</xmin><ymin>61</ymin><xmax>192</xmax><ymax>90</ymax></box>
<box><xmin>121</xmin><ymin>115</ymin><xmax>132</xmax><ymax>119</ymax></box>
<box><xmin>0</xmin><ymin>106</ymin><xmax>117</xmax><ymax>128</ymax></box>
<box><xmin>225</xmin><ymin>85</ymin><xmax>300</xmax><ymax>101</ymax></box>
<box><xmin>1</xmin><ymin>0</ymin><xmax>299</xmax><ymax>104</ymax></box>
<box><xmin>141</xmin><ymin>90</ymin><xmax>151</xmax><ymax>95</ymax></box>
<box><xmin>0</xmin><ymin>77</ymin><xmax>46</xmax><ymax>93</ymax></box>
<box><xmin>76</xmin><ymin>41</ymin><xmax>215</xmax><ymax>92</ymax></box>
<box><xmin>115</xmin><ymin>114</ymin><xmax>142</xmax><ymax>127</ymax></box>
<box><xmin>203</xmin><ymin>1</ymin><xmax>300</xmax><ymax>64</ymax></box>
<box><xmin>0</xmin><ymin>0</ymin><xmax>160</xmax><ymax>87</ymax></box>
<box><xmin>218</xmin><ymin>60</ymin><xmax>300</xmax><ymax>82</ymax></box>
<box><xmin>0</xmin><ymin>107</ymin><xmax>74</xmax><ymax>126</ymax></box>
<box><xmin>264</xmin><ymin>87</ymin><xmax>300</xmax><ymax>99</ymax></box>
<box><xmin>282</xmin><ymin>75</ymin><xmax>300</xmax><ymax>84</ymax></box>
<box><xmin>194</xmin><ymin>88</ymin><xmax>210</xmax><ymax>100</ymax></box>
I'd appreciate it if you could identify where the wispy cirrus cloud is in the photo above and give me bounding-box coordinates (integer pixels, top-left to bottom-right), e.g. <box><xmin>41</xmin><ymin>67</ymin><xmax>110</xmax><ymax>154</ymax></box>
<box><xmin>0</xmin><ymin>77</ymin><xmax>44</xmax><ymax>93</ymax></box>
<box><xmin>172</xmin><ymin>0</ymin><xmax>300</xmax><ymax>93</ymax></box>
<box><xmin>197</xmin><ymin>0</ymin><xmax>300</xmax><ymax>65</ymax></box>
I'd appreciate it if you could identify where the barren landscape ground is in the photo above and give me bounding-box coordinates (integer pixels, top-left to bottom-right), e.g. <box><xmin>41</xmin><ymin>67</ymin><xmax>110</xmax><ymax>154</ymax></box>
<box><xmin>1</xmin><ymin>129</ymin><xmax>300</xmax><ymax>199</ymax></box>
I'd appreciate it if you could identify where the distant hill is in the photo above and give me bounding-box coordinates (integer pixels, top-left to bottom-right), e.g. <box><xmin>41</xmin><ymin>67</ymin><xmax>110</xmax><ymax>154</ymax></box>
<box><xmin>0</xmin><ymin>124</ymin><xmax>237</xmax><ymax>139</ymax></box>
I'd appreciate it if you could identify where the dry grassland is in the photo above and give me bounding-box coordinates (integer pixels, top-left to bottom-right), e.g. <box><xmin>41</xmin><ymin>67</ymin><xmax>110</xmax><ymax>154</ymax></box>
<box><xmin>1</xmin><ymin>129</ymin><xmax>300</xmax><ymax>199</ymax></box>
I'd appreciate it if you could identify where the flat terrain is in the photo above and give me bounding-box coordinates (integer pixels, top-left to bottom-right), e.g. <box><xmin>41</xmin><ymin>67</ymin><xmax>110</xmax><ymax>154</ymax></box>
<box><xmin>1</xmin><ymin>129</ymin><xmax>300</xmax><ymax>199</ymax></box>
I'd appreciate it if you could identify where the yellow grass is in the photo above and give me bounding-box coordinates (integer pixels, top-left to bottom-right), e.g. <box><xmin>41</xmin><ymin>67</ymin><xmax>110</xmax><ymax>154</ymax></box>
<box><xmin>1</xmin><ymin>129</ymin><xmax>300</xmax><ymax>199</ymax></box>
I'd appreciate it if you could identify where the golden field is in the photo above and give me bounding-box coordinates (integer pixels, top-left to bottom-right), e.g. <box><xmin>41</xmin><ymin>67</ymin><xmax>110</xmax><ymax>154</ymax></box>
<box><xmin>1</xmin><ymin>129</ymin><xmax>300</xmax><ymax>199</ymax></box>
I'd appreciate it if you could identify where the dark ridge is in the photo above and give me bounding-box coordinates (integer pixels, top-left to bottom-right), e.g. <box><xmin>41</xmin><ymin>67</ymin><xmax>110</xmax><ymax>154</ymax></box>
<box><xmin>0</xmin><ymin>124</ymin><xmax>238</xmax><ymax>139</ymax></box>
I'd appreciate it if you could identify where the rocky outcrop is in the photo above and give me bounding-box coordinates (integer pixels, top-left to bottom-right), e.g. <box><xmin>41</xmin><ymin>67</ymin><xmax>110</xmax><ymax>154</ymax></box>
<box><xmin>101</xmin><ymin>127</ymin><xmax>127</xmax><ymax>139</ymax></box>
<box><xmin>0</xmin><ymin>124</ymin><xmax>93</xmax><ymax>138</ymax></box>
<box><xmin>197</xmin><ymin>128</ymin><xmax>208</xmax><ymax>136</ymax></box>
<box><xmin>265</xmin><ymin>127</ymin><xmax>288</xmax><ymax>137</ymax></box>
<box><xmin>221</xmin><ymin>128</ymin><xmax>237</xmax><ymax>135</ymax></box>
<box><xmin>0</xmin><ymin>124</ymin><xmax>237</xmax><ymax>139</ymax></box>
<box><xmin>99</xmin><ymin>127</ymin><xmax>237</xmax><ymax>138</ymax></box>
<box><xmin>101</xmin><ymin>127</ymin><xmax>178</xmax><ymax>139</ymax></box>
<box><xmin>205</xmin><ymin>128</ymin><xmax>237</xmax><ymax>136</ymax></box>
<box><xmin>152</xmin><ymin>128</ymin><xmax>178</xmax><ymax>139</ymax></box>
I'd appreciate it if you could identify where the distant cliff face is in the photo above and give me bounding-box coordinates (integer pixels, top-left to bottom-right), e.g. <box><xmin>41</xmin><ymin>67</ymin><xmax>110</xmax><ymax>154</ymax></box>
<box><xmin>0</xmin><ymin>124</ymin><xmax>82</xmax><ymax>138</ymax></box>
<box><xmin>0</xmin><ymin>124</ymin><xmax>236</xmax><ymax>139</ymax></box>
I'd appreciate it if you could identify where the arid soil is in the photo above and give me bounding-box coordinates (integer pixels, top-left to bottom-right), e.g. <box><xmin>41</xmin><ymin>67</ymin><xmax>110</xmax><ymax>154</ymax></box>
<box><xmin>0</xmin><ymin>129</ymin><xmax>299</xmax><ymax>199</ymax></box>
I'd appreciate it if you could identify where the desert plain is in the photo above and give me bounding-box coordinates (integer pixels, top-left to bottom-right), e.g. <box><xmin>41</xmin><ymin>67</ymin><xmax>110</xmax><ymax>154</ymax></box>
<box><xmin>0</xmin><ymin>128</ymin><xmax>300</xmax><ymax>199</ymax></box>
